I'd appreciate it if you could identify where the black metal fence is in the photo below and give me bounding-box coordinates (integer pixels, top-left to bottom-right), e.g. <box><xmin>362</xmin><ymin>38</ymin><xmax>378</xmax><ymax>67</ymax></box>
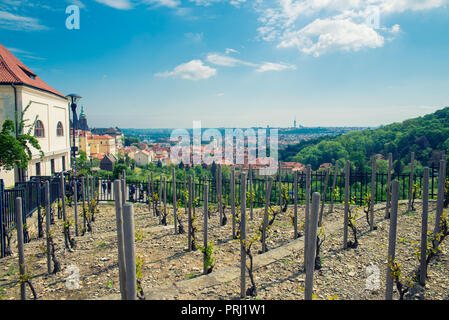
<box><xmin>0</xmin><ymin>176</ymin><xmax>63</xmax><ymax>257</ymax></box>
<box><xmin>96</xmin><ymin>164</ymin><xmax>442</xmax><ymax>208</ymax></box>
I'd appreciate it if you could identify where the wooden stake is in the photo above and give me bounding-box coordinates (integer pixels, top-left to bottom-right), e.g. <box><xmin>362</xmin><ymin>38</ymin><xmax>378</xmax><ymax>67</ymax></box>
<box><xmin>318</xmin><ymin>167</ymin><xmax>330</xmax><ymax>227</ymax></box>
<box><xmin>294</xmin><ymin>171</ymin><xmax>298</xmax><ymax>239</ymax></box>
<box><xmin>173</xmin><ymin>168</ymin><xmax>177</xmax><ymax>234</ymax></box>
<box><xmin>329</xmin><ymin>162</ymin><xmax>338</xmax><ymax>214</ymax></box>
<box><xmin>304</xmin><ymin>165</ymin><xmax>311</xmax><ymax>269</ymax></box>
<box><xmin>45</xmin><ymin>181</ymin><xmax>51</xmax><ymax>274</ymax></box>
<box><xmin>385</xmin><ymin>180</ymin><xmax>399</xmax><ymax>300</ymax></box>
<box><xmin>240</xmin><ymin>172</ymin><xmax>247</xmax><ymax>299</ymax></box>
<box><xmin>419</xmin><ymin>168</ymin><xmax>429</xmax><ymax>286</ymax></box>
<box><xmin>203</xmin><ymin>180</ymin><xmax>209</xmax><ymax>275</ymax></box>
<box><xmin>305</xmin><ymin>192</ymin><xmax>320</xmax><ymax>300</ymax></box>
<box><xmin>407</xmin><ymin>152</ymin><xmax>415</xmax><ymax>212</ymax></box>
<box><xmin>15</xmin><ymin>197</ymin><xmax>26</xmax><ymax>300</ymax></box>
<box><xmin>370</xmin><ymin>155</ymin><xmax>376</xmax><ymax>231</ymax></box>
<box><xmin>343</xmin><ymin>160</ymin><xmax>350</xmax><ymax>249</ymax></box>
<box><xmin>114</xmin><ymin>180</ymin><xmax>127</xmax><ymax>300</ymax></box>
<box><xmin>385</xmin><ymin>153</ymin><xmax>393</xmax><ymax>219</ymax></box>
<box><xmin>434</xmin><ymin>159</ymin><xmax>446</xmax><ymax>236</ymax></box>
<box><xmin>122</xmin><ymin>204</ymin><xmax>136</xmax><ymax>300</ymax></box>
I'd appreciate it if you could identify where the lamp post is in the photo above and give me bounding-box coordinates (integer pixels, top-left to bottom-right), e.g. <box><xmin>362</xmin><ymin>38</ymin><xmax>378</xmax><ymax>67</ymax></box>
<box><xmin>66</xmin><ymin>94</ymin><xmax>82</xmax><ymax>172</ymax></box>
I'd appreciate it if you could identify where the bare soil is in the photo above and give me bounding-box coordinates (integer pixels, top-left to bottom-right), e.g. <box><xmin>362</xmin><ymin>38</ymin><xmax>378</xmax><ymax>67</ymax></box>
<box><xmin>0</xmin><ymin>199</ymin><xmax>447</xmax><ymax>300</ymax></box>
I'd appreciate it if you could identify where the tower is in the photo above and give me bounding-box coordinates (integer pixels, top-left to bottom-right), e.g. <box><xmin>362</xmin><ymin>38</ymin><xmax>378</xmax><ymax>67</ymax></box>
<box><xmin>78</xmin><ymin>105</ymin><xmax>89</xmax><ymax>131</ymax></box>
<box><xmin>294</xmin><ymin>116</ymin><xmax>297</xmax><ymax>129</ymax></box>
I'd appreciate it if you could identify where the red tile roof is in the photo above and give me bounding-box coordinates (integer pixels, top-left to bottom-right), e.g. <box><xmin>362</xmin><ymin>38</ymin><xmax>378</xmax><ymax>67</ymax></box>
<box><xmin>0</xmin><ymin>43</ymin><xmax>65</xmax><ymax>98</ymax></box>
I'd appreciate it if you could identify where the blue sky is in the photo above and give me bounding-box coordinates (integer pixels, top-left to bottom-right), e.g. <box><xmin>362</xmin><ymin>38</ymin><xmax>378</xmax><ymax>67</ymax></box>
<box><xmin>1</xmin><ymin>0</ymin><xmax>449</xmax><ymax>129</ymax></box>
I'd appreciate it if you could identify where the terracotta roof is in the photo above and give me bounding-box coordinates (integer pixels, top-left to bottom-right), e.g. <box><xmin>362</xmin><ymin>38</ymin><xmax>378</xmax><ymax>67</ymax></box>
<box><xmin>0</xmin><ymin>43</ymin><xmax>65</xmax><ymax>98</ymax></box>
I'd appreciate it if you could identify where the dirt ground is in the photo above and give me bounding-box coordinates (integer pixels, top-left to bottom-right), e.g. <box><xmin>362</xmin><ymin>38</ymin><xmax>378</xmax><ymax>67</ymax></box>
<box><xmin>0</xmin><ymin>198</ymin><xmax>447</xmax><ymax>300</ymax></box>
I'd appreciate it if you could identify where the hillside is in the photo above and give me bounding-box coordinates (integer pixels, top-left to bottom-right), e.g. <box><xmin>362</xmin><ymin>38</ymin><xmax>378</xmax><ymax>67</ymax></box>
<box><xmin>280</xmin><ymin>106</ymin><xmax>449</xmax><ymax>172</ymax></box>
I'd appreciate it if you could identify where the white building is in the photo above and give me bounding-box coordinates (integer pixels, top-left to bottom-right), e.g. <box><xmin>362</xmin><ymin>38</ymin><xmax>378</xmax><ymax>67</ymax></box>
<box><xmin>134</xmin><ymin>150</ymin><xmax>154</xmax><ymax>167</ymax></box>
<box><xmin>0</xmin><ymin>43</ymin><xmax>71</xmax><ymax>187</ymax></box>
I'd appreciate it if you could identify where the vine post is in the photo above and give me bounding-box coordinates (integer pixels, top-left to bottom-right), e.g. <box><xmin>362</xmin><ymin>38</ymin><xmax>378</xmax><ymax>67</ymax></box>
<box><xmin>370</xmin><ymin>155</ymin><xmax>376</xmax><ymax>231</ymax></box>
<box><xmin>262</xmin><ymin>177</ymin><xmax>272</xmax><ymax>253</ymax></box>
<box><xmin>385</xmin><ymin>153</ymin><xmax>393</xmax><ymax>219</ymax></box>
<box><xmin>419</xmin><ymin>168</ymin><xmax>429</xmax><ymax>286</ymax></box>
<box><xmin>59</xmin><ymin>173</ymin><xmax>69</xmax><ymax>249</ymax></box>
<box><xmin>81</xmin><ymin>177</ymin><xmax>86</xmax><ymax>233</ymax></box>
<box><xmin>163</xmin><ymin>177</ymin><xmax>167</xmax><ymax>224</ymax></box>
<box><xmin>304</xmin><ymin>164</ymin><xmax>311</xmax><ymax>269</ymax></box>
<box><xmin>294</xmin><ymin>171</ymin><xmax>298</xmax><ymax>239</ymax></box>
<box><xmin>148</xmin><ymin>173</ymin><xmax>152</xmax><ymax>214</ymax></box>
<box><xmin>385</xmin><ymin>180</ymin><xmax>399</xmax><ymax>300</ymax></box>
<box><xmin>114</xmin><ymin>179</ymin><xmax>127</xmax><ymax>300</ymax></box>
<box><xmin>231</xmin><ymin>166</ymin><xmax>236</xmax><ymax>239</ymax></box>
<box><xmin>318</xmin><ymin>167</ymin><xmax>330</xmax><ymax>227</ymax></box>
<box><xmin>407</xmin><ymin>152</ymin><xmax>415</xmax><ymax>212</ymax></box>
<box><xmin>240</xmin><ymin>172</ymin><xmax>247</xmax><ymax>299</ymax></box>
<box><xmin>278</xmin><ymin>166</ymin><xmax>282</xmax><ymax>209</ymax></box>
<box><xmin>343</xmin><ymin>160</ymin><xmax>350</xmax><ymax>249</ymax></box>
<box><xmin>173</xmin><ymin>167</ymin><xmax>178</xmax><ymax>235</ymax></box>
<box><xmin>15</xmin><ymin>197</ymin><xmax>26</xmax><ymax>300</ymax></box>
<box><xmin>249</xmin><ymin>164</ymin><xmax>253</xmax><ymax>220</ymax></box>
<box><xmin>188</xmin><ymin>175</ymin><xmax>192</xmax><ymax>252</ymax></box>
<box><xmin>434</xmin><ymin>159</ymin><xmax>447</xmax><ymax>236</ymax></box>
<box><xmin>305</xmin><ymin>192</ymin><xmax>320</xmax><ymax>300</ymax></box>
<box><xmin>74</xmin><ymin>179</ymin><xmax>78</xmax><ymax>236</ymax></box>
<box><xmin>329</xmin><ymin>162</ymin><xmax>338</xmax><ymax>214</ymax></box>
<box><xmin>121</xmin><ymin>171</ymin><xmax>126</xmax><ymax>205</ymax></box>
<box><xmin>45</xmin><ymin>181</ymin><xmax>51</xmax><ymax>274</ymax></box>
<box><xmin>203</xmin><ymin>179</ymin><xmax>208</xmax><ymax>275</ymax></box>
<box><xmin>122</xmin><ymin>204</ymin><xmax>137</xmax><ymax>300</ymax></box>
<box><xmin>218</xmin><ymin>164</ymin><xmax>223</xmax><ymax>224</ymax></box>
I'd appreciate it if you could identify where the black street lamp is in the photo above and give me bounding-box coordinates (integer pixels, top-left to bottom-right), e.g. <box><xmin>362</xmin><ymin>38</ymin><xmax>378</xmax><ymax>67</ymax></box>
<box><xmin>66</xmin><ymin>93</ymin><xmax>82</xmax><ymax>173</ymax></box>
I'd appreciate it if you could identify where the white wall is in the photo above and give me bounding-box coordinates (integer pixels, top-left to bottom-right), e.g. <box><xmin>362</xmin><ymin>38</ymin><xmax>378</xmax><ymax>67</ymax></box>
<box><xmin>0</xmin><ymin>85</ymin><xmax>71</xmax><ymax>183</ymax></box>
<box><xmin>19</xmin><ymin>86</ymin><xmax>71</xmax><ymax>177</ymax></box>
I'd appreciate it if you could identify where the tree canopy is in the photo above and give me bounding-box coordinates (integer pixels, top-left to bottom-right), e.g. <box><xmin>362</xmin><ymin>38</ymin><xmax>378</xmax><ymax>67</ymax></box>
<box><xmin>281</xmin><ymin>106</ymin><xmax>449</xmax><ymax>172</ymax></box>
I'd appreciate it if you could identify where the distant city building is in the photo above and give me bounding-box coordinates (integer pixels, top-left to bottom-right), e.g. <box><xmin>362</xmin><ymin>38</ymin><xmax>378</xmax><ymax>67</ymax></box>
<box><xmin>134</xmin><ymin>150</ymin><xmax>154</xmax><ymax>167</ymax></box>
<box><xmin>91</xmin><ymin>127</ymin><xmax>124</xmax><ymax>148</ymax></box>
<box><xmin>78</xmin><ymin>105</ymin><xmax>89</xmax><ymax>131</ymax></box>
<box><xmin>100</xmin><ymin>153</ymin><xmax>117</xmax><ymax>171</ymax></box>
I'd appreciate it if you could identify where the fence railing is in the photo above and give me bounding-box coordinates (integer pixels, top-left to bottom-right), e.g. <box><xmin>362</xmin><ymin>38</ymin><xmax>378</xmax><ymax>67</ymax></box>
<box><xmin>95</xmin><ymin>164</ymin><xmax>441</xmax><ymax>208</ymax></box>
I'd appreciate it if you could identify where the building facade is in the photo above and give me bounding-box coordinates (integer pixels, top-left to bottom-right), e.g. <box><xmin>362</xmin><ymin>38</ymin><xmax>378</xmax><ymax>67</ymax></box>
<box><xmin>0</xmin><ymin>43</ymin><xmax>71</xmax><ymax>187</ymax></box>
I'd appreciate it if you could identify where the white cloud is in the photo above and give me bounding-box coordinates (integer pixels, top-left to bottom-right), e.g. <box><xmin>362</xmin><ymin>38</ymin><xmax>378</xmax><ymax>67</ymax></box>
<box><xmin>185</xmin><ymin>32</ymin><xmax>203</xmax><ymax>42</ymax></box>
<box><xmin>278</xmin><ymin>18</ymin><xmax>384</xmax><ymax>57</ymax></box>
<box><xmin>0</xmin><ymin>10</ymin><xmax>48</xmax><ymax>31</ymax></box>
<box><xmin>206</xmin><ymin>53</ymin><xmax>257</xmax><ymax>67</ymax></box>
<box><xmin>143</xmin><ymin>0</ymin><xmax>181</xmax><ymax>8</ymax></box>
<box><xmin>256</xmin><ymin>0</ymin><xmax>448</xmax><ymax>56</ymax></box>
<box><xmin>225</xmin><ymin>48</ymin><xmax>240</xmax><ymax>54</ymax></box>
<box><xmin>155</xmin><ymin>60</ymin><xmax>217</xmax><ymax>80</ymax></box>
<box><xmin>95</xmin><ymin>0</ymin><xmax>133</xmax><ymax>10</ymax></box>
<box><xmin>256</xmin><ymin>62</ymin><xmax>296</xmax><ymax>72</ymax></box>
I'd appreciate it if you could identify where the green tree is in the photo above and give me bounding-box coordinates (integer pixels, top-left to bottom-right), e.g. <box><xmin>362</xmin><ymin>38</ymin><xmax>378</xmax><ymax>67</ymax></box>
<box><xmin>0</xmin><ymin>103</ymin><xmax>43</xmax><ymax>174</ymax></box>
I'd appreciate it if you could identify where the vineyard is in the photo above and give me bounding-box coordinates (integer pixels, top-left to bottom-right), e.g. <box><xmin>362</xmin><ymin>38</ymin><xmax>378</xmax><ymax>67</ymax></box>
<box><xmin>0</xmin><ymin>152</ymin><xmax>448</xmax><ymax>300</ymax></box>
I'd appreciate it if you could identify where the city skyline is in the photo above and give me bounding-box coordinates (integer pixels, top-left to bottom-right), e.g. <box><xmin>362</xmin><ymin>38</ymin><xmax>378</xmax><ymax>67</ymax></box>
<box><xmin>1</xmin><ymin>0</ymin><xmax>448</xmax><ymax>128</ymax></box>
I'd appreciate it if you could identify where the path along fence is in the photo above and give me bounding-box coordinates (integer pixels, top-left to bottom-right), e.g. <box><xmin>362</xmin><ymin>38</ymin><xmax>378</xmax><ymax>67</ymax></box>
<box><xmin>0</xmin><ymin>162</ymin><xmax>444</xmax><ymax>258</ymax></box>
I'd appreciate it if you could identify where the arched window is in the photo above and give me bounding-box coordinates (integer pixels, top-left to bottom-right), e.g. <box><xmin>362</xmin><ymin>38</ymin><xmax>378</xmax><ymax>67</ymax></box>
<box><xmin>34</xmin><ymin>120</ymin><xmax>45</xmax><ymax>138</ymax></box>
<box><xmin>57</xmin><ymin>121</ymin><xmax>64</xmax><ymax>137</ymax></box>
